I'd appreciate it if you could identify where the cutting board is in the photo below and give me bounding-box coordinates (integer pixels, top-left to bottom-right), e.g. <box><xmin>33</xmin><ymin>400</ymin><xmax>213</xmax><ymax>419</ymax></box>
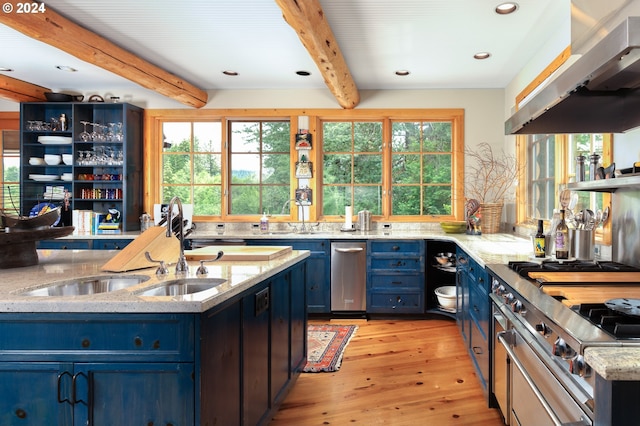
<box><xmin>528</xmin><ymin>271</ymin><xmax>640</xmax><ymax>283</ymax></box>
<box><xmin>186</xmin><ymin>245</ymin><xmax>292</xmax><ymax>261</ymax></box>
<box><xmin>541</xmin><ymin>285</ymin><xmax>640</xmax><ymax>307</ymax></box>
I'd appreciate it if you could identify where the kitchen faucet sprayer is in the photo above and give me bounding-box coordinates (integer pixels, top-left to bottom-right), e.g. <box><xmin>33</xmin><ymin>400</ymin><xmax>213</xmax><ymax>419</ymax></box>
<box><xmin>166</xmin><ymin>196</ymin><xmax>189</xmax><ymax>274</ymax></box>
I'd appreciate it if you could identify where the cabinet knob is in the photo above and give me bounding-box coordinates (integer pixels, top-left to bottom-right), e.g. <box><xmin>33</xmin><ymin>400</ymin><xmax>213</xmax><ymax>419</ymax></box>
<box><xmin>392</xmin><ymin>245</ymin><xmax>400</xmax><ymax>251</ymax></box>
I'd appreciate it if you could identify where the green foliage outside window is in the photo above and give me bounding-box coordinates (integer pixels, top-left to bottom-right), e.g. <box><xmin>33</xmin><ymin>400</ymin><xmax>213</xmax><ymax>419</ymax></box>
<box><xmin>322</xmin><ymin>122</ymin><xmax>383</xmax><ymax>215</ymax></box>
<box><xmin>391</xmin><ymin>122</ymin><xmax>452</xmax><ymax>216</ymax></box>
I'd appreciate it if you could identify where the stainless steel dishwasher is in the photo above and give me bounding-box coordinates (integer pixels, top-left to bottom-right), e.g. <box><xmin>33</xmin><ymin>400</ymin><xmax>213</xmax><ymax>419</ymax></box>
<box><xmin>330</xmin><ymin>242</ymin><xmax>367</xmax><ymax>311</ymax></box>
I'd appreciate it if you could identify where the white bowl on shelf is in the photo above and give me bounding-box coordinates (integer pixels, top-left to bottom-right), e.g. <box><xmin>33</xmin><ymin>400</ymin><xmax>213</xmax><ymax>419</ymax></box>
<box><xmin>44</xmin><ymin>154</ymin><xmax>62</xmax><ymax>165</ymax></box>
<box><xmin>435</xmin><ymin>286</ymin><xmax>457</xmax><ymax>310</ymax></box>
<box><xmin>61</xmin><ymin>173</ymin><xmax>73</xmax><ymax>181</ymax></box>
<box><xmin>29</xmin><ymin>157</ymin><xmax>45</xmax><ymax>165</ymax></box>
<box><xmin>62</xmin><ymin>154</ymin><xmax>73</xmax><ymax>165</ymax></box>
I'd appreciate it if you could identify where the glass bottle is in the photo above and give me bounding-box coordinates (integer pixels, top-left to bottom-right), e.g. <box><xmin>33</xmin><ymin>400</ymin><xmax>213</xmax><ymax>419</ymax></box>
<box><xmin>534</xmin><ymin>219</ymin><xmax>546</xmax><ymax>258</ymax></box>
<box><xmin>555</xmin><ymin>209</ymin><xmax>570</xmax><ymax>260</ymax></box>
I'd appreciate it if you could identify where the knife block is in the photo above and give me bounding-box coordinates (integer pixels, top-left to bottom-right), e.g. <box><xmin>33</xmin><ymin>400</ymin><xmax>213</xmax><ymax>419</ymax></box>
<box><xmin>101</xmin><ymin>226</ymin><xmax>181</xmax><ymax>272</ymax></box>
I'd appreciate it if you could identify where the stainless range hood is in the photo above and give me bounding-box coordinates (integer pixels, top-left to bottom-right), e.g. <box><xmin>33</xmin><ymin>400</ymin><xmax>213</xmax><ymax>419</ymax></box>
<box><xmin>505</xmin><ymin>16</ymin><xmax>640</xmax><ymax>135</ymax></box>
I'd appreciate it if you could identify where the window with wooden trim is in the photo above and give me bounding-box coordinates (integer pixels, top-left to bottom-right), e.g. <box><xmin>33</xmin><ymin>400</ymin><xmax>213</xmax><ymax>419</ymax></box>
<box><xmin>148</xmin><ymin>109</ymin><xmax>464</xmax><ymax>222</ymax></box>
<box><xmin>161</xmin><ymin>121</ymin><xmax>223</xmax><ymax>215</ymax></box>
<box><xmin>228</xmin><ymin>120</ymin><xmax>291</xmax><ymax>215</ymax></box>
<box><xmin>1</xmin><ymin>130</ymin><xmax>20</xmax><ymax>215</ymax></box>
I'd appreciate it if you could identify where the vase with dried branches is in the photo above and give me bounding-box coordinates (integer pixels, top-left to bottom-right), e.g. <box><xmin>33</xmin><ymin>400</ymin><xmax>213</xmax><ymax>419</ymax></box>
<box><xmin>465</xmin><ymin>142</ymin><xmax>521</xmax><ymax>233</ymax></box>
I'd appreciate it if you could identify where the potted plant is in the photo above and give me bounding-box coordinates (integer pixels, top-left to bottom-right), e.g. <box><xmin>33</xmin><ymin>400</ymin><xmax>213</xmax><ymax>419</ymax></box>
<box><xmin>465</xmin><ymin>142</ymin><xmax>521</xmax><ymax>233</ymax></box>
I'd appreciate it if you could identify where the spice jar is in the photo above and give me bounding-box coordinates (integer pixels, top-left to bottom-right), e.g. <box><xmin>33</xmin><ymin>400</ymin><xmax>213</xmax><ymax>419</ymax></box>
<box><xmin>575</xmin><ymin>154</ymin><xmax>586</xmax><ymax>182</ymax></box>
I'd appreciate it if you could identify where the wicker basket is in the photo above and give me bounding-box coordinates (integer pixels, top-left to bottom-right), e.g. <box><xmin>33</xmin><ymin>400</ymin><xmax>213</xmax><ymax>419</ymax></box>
<box><xmin>480</xmin><ymin>202</ymin><xmax>503</xmax><ymax>234</ymax></box>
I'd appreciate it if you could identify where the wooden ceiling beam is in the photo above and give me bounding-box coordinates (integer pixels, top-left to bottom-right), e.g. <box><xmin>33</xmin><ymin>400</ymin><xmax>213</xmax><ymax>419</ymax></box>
<box><xmin>0</xmin><ymin>74</ymin><xmax>49</xmax><ymax>103</ymax></box>
<box><xmin>0</xmin><ymin>1</ymin><xmax>208</xmax><ymax>108</ymax></box>
<box><xmin>275</xmin><ymin>0</ymin><xmax>360</xmax><ymax>109</ymax></box>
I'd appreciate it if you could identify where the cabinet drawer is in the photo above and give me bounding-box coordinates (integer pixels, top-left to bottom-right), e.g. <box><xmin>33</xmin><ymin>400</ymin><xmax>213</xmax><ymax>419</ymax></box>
<box><xmin>368</xmin><ymin>291</ymin><xmax>423</xmax><ymax>313</ymax></box>
<box><xmin>37</xmin><ymin>239</ymin><xmax>91</xmax><ymax>250</ymax></box>
<box><xmin>370</xmin><ymin>257</ymin><xmax>423</xmax><ymax>271</ymax></box>
<box><xmin>92</xmin><ymin>239</ymin><xmax>132</xmax><ymax>250</ymax></box>
<box><xmin>370</xmin><ymin>274</ymin><xmax>423</xmax><ymax>290</ymax></box>
<box><xmin>368</xmin><ymin>240</ymin><xmax>423</xmax><ymax>255</ymax></box>
<box><xmin>0</xmin><ymin>313</ymin><xmax>194</xmax><ymax>362</ymax></box>
<box><xmin>469</xmin><ymin>316</ymin><xmax>489</xmax><ymax>389</ymax></box>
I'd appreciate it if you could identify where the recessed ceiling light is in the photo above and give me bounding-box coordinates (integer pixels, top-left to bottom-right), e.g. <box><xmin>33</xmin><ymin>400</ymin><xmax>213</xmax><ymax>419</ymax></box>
<box><xmin>0</xmin><ymin>67</ymin><xmax>13</xmax><ymax>72</ymax></box>
<box><xmin>495</xmin><ymin>2</ymin><xmax>518</xmax><ymax>15</ymax></box>
<box><xmin>56</xmin><ymin>65</ymin><xmax>77</xmax><ymax>72</ymax></box>
<box><xmin>223</xmin><ymin>70</ymin><xmax>238</xmax><ymax>76</ymax></box>
<box><xmin>474</xmin><ymin>52</ymin><xmax>491</xmax><ymax>60</ymax></box>
<box><xmin>296</xmin><ymin>70</ymin><xmax>311</xmax><ymax>76</ymax></box>
<box><xmin>395</xmin><ymin>70</ymin><xmax>410</xmax><ymax>76</ymax></box>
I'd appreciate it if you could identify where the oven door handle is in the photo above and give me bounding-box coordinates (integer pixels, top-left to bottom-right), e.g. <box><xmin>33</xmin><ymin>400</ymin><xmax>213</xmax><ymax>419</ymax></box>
<box><xmin>497</xmin><ymin>333</ymin><xmax>589</xmax><ymax>426</ymax></box>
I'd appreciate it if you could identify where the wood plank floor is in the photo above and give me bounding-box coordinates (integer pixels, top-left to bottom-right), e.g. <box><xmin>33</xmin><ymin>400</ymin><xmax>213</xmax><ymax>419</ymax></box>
<box><xmin>269</xmin><ymin>318</ymin><xmax>505</xmax><ymax>426</ymax></box>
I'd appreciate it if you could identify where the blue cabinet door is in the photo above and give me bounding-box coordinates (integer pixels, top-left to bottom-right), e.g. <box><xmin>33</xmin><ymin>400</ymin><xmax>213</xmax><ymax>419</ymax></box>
<box><xmin>243</xmin><ymin>282</ymin><xmax>270</xmax><ymax>426</ymax></box>
<box><xmin>247</xmin><ymin>239</ymin><xmax>330</xmax><ymax>313</ymax></box>
<box><xmin>200</xmin><ymin>300</ymin><xmax>241</xmax><ymax>425</ymax></box>
<box><xmin>0</xmin><ymin>362</ymin><xmax>73</xmax><ymax>425</ymax></box>
<box><xmin>74</xmin><ymin>363</ymin><xmax>194</xmax><ymax>426</ymax></box>
<box><xmin>271</xmin><ymin>270</ymin><xmax>291</xmax><ymax>403</ymax></box>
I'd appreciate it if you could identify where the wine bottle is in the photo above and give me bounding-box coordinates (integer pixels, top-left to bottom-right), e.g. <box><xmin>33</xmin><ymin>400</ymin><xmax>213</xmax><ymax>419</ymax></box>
<box><xmin>555</xmin><ymin>209</ymin><xmax>569</xmax><ymax>260</ymax></box>
<box><xmin>534</xmin><ymin>219</ymin><xmax>546</xmax><ymax>258</ymax></box>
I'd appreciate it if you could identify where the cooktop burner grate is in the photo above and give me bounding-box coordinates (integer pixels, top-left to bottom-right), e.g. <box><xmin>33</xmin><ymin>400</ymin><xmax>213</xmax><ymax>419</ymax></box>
<box><xmin>507</xmin><ymin>260</ymin><xmax>640</xmax><ymax>277</ymax></box>
<box><xmin>575</xmin><ymin>303</ymin><xmax>640</xmax><ymax>339</ymax></box>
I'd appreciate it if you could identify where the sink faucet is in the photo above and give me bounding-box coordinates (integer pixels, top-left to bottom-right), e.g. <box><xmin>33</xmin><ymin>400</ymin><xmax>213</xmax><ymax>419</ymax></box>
<box><xmin>281</xmin><ymin>198</ymin><xmax>307</xmax><ymax>233</ymax></box>
<box><xmin>166</xmin><ymin>196</ymin><xmax>189</xmax><ymax>274</ymax></box>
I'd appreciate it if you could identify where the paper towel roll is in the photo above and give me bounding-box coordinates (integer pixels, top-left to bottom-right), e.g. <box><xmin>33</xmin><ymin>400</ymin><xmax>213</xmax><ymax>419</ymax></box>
<box><xmin>345</xmin><ymin>206</ymin><xmax>353</xmax><ymax>228</ymax></box>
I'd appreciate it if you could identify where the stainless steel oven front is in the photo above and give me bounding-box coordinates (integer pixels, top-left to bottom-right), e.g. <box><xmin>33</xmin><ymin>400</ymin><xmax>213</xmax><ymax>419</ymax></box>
<box><xmin>491</xmin><ymin>292</ymin><xmax>593</xmax><ymax>426</ymax></box>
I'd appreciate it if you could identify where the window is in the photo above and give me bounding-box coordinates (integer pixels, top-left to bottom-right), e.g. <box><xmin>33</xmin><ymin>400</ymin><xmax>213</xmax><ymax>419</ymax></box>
<box><xmin>527</xmin><ymin>134</ymin><xmax>556</xmax><ymax>220</ymax></box>
<box><xmin>228</xmin><ymin>120</ymin><xmax>291</xmax><ymax>215</ymax></box>
<box><xmin>321</xmin><ymin>121</ymin><xmax>383</xmax><ymax>215</ymax></box>
<box><xmin>519</xmin><ymin>132</ymin><xmax>611</xmax><ymax>244</ymax></box>
<box><xmin>148</xmin><ymin>109</ymin><xmax>463</xmax><ymax>222</ymax></box>
<box><xmin>1</xmin><ymin>130</ymin><xmax>20</xmax><ymax>215</ymax></box>
<box><xmin>391</xmin><ymin>121</ymin><xmax>453</xmax><ymax>216</ymax></box>
<box><xmin>161</xmin><ymin>122</ymin><xmax>222</xmax><ymax>215</ymax></box>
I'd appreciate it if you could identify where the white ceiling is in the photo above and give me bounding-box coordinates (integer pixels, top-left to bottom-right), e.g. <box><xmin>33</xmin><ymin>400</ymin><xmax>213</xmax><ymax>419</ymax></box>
<box><xmin>0</xmin><ymin>0</ymin><xmax>568</xmax><ymax>104</ymax></box>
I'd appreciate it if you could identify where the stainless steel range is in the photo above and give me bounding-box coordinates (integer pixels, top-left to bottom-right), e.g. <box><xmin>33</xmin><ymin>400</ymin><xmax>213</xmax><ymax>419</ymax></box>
<box><xmin>487</xmin><ymin>261</ymin><xmax>640</xmax><ymax>426</ymax></box>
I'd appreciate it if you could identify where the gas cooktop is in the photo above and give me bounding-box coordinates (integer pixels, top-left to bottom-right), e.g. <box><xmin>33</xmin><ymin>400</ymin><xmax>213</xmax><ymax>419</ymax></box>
<box><xmin>508</xmin><ymin>260</ymin><xmax>640</xmax><ymax>278</ymax></box>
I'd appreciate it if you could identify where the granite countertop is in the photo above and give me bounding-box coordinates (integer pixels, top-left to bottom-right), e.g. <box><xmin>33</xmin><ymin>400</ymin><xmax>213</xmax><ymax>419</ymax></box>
<box><xmin>584</xmin><ymin>348</ymin><xmax>640</xmax><ymax>381</ymax></box>
<box><xmin>0</xmin><ymin>249</ymin><xmax>309</xmax><ymax>314</ymax></box>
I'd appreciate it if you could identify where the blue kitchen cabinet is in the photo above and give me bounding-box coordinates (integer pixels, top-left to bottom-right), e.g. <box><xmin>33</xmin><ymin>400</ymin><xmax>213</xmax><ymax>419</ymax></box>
<box><xmin>36</xmin><ymin>239</ymin><xmax>91</xmax><ymax>250</ymax></box>
<box><xmin>0</xmin><ymin>362</ymin><xmax>194</xmax><ymax>425</ymax></box>
<box><xmin>199</xmin><ymin>261</ymin><xmax>307</xmax><ymax>425</ymax></box>
<box><xmin>366</xmin><ymin>240</ymin><xmax>425</xmax><ymax>313</ymax></box>
<box><xmin>0</xmin><ymin>313</ymin><xmax>195</xmax><ymax>425</ymax></box>
<box><xmin>36</xmin><ymin>238</ymin><xmax>132</xmax><ymax>250</ymax></box>
<box><xmin>247</xmin><ymin>239</ymin><xmax>330</xmax><ymax>313</ymax></box>
<box><xmin>456</xmin><ymin>246</ymin><xmax>490</xmax><ymax>398</ymax></box>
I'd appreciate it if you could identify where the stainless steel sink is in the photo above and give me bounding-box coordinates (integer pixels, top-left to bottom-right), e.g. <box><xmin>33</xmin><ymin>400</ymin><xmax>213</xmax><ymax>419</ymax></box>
<box><xmin>20</xmin><ymin>275</ymin><xmax>151</xmax><ymax>296</ymax></box>
<box><xmin>134</xmin><ymin>278</ymin><xmax>227</xmax><ymax>297</ymax></box>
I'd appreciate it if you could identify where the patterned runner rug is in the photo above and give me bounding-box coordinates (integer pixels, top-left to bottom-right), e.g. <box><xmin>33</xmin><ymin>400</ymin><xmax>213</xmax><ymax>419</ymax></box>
<box><xmin>303</xmin><ymin>324</ymin><xmax>358</xmax><ymax>373</ymax></box>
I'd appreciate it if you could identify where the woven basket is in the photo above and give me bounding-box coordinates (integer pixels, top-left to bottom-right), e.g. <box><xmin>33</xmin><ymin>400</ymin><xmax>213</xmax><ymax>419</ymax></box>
<box><xmin>480</xmin><ymin>202</ymin><xmax>503</xmax><ymax>234</ymax></box>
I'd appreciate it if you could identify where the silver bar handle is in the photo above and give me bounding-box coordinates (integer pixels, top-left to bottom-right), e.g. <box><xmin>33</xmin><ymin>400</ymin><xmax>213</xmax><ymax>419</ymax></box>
<box><xmin>335</xmin><ymin>247</ymin><xmax>364</xmax><ymax>253</ymax></box>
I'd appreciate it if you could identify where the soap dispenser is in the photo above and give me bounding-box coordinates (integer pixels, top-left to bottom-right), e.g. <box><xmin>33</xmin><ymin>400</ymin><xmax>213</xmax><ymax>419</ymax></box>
<box><xmin>260</xmin><ymin>211</ymin><xmax>269</xmax><ymax>233</ymax></box>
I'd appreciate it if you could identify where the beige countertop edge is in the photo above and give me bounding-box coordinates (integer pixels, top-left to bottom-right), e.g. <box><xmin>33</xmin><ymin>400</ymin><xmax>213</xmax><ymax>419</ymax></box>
<box><xmin>585</xmin><ymin>347</ymin><xmax>640</xmax><ymax>381</ymax></box>
<box><xmin>0</xmin><ymin>249</ymin><xmax>309</xmax><ymax>314</ymax></box>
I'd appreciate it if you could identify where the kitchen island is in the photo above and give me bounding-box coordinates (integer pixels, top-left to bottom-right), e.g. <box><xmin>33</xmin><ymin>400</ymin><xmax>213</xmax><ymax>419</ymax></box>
<box><xmin>0</xmin><ymin>248</ymin><xmax>310</xmax><ymax>425</ymax></box>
